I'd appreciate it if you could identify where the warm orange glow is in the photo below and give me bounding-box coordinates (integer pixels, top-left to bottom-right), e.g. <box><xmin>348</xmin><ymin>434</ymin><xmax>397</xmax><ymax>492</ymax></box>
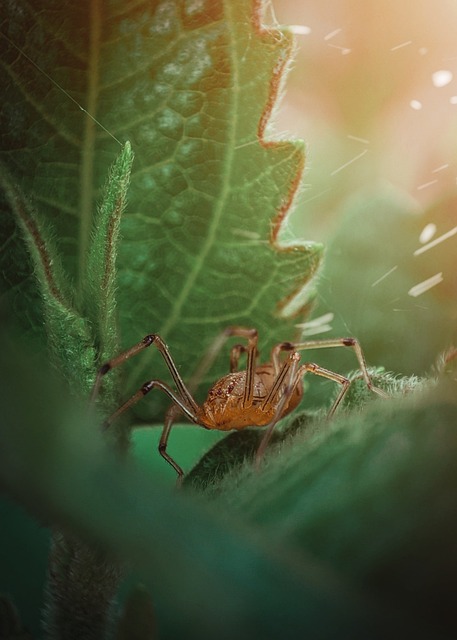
<box><xmin>273</xmin><ymin>0</ymin><xmax>457</xmax><ymax>234</ymax></box>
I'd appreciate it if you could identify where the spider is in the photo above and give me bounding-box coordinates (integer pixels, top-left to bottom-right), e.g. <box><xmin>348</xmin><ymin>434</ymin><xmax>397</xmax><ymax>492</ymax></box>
<box><xmin>90</xmin><ymin>326</ymin><xmax>387</xmax><ymax>480</ymax></box>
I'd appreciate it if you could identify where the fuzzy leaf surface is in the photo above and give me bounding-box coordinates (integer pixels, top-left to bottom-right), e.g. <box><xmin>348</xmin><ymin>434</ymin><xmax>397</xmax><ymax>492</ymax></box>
<box><xmin>0</xmin><ymin>0</ymin><xmax>322</xmax><ymax>419</ymax></box>
<box><xmin>0</xmin><ymin>340</ymin><xmax>424</xmax><ymax>640</ymax></box>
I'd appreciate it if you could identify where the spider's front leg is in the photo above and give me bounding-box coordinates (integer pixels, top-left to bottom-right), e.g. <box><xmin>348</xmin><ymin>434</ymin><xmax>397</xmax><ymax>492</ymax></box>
<box><xmin>90</xmin><ymin>334</ymin><xmax>198</xmax><ymax>411</ymax></box>
<box><xmin>90</xmin><ymin>334</ymin><xmax>200</xmax><ymax>481</ymax></box>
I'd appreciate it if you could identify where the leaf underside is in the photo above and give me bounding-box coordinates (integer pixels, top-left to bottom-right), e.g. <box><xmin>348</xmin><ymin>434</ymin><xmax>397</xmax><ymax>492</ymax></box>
<box><xmin>0</xmin><ymin>0</ymin><xmax>322</xmax><ymax>419</ymax></box>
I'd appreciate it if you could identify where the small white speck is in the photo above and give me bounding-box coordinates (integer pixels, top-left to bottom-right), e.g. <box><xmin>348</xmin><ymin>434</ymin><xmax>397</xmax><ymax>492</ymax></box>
<box><xmin>163</xmin><ymin>62</ymin><xmax>181</xmax><ymax>78</ymax></box>
<box><xmin>419</xmin><ymin>47</ymin><xmax>428</xmax><ymax>56</ymax></box>
<box><xmin>324</xmin><ymin>28</ymin><xmax>342</xmax><ymax>41</ymax></box>
<box><xmin>289</xmin><ymin>24</ymin><xmax>311</xmax><ymax>35</ymax></box>
<box><xmin>149</xmin><ymin>2</ymin><xmax>177</xmax><ymax>35</ymax></box>
<box><xmin>391</xmin><ymin>40</ymin><xmax>412</xmax><ymax>52</ymax></box>
<box><xmin>419</xmin><ymin>223</ymin><xmax>437</xmax><ymax>244</ymax></box>
<box><xmin>432</xmin><ymin>70</ymin><xmax>453</xmax><ymax>88</ymax></box>
<box><xmin>184</xmin><ymin>0</ymin><xmax>205</xmax><ymax>16</ymax></box>
<box><xmin>410</xmin><ymin>99</ymin><xmax>423</xmax><ymax>110</ymax></box>
<box><xmin>450</xmin><ymin>96</ymin><xmax>457</xmax><ymax>104</ymax></box>
<box><xmin>157</xmin><ymin>108</ymin><xmax>182</xmax><ymax>133</ymax></box>
<box><xmin>408</xmin><ymin>273</ymin><xmax>443</xmax><ymax>297</ymax></box>
<box><xmin>177</xmin><ymin>140</ymin><xmax>199</xmax><ymax>158</ymax></box>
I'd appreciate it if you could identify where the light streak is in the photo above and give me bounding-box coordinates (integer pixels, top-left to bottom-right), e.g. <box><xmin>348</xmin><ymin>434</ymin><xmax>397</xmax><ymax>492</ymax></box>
<box><xmin>300</xmin><ymin>188</ymin><xmax>332</xmax><ymax>205</ymax></box>
<box><xmin>330</xmin><ymin>149</ymin><xmax>368</xmax><ymax>176</ymax></box>
<box><xmin>295</xmin><ymin>312</ymin><xmax>334</xmax><ymax>337</ymax></box>
<box><xmin>408</xmin><ymin>273</ymin><xmax>443</xmax><ymax>297</ymax></box>
<box><xmin>371</xmin><ymin>266</ymin><xmax>398</xmax><ymax>288</ymax></box>
<box><xmin>432</xmin><ymin>164</ymin><xmax>449</xmax><ymax>173</ymax></box>
<box><xmin>1</xmin><ymin>31</ymin><xmax>121</xmax><ymax>145</ymax></box>
<box><xmin>327</xmin><ymin>44</ymin><xmax>351</xmax><ymax>55</ymax></box>
<box><xmin>391</xmin><ymin>41</ymin><xmax>412</xmax><ymax>51</ymax></box>
<box><xmin>299</xmin><ymin>325</ymin><xmax>333</xmax><ymax>336</ymax></box>
<box><xmin>417</xmin><ymin>179</ymin><xmax>438</xmax><ymax>190</ymax></box>
<box><xmin>347</xmin><ymin>135</ymin><xmax>370</xmax><ymax>144</ymax></box>
<box><xmin>324</xmin><ymin>28</ymin><xmax>342</xmax><ymax>41</ymax></box>
<box><xmin>414</xmin><ymin>226</ymin><xmax>457</xmax><ymax>256</ymax></box>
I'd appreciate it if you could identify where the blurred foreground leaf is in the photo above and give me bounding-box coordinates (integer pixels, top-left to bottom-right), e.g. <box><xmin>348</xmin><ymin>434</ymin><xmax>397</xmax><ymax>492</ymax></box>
<box><xmin>0</xmin><ymin>338</ymin><xmax>430</xmax><ymax>640</ymax></box>
<box><xmin>188</xmin><ymin>372</ymin><xmax>457</xmax><ymax>637</ymax></box>
<box><xmin>0</xmin><ymin>595</ymin><xmax>33</xmax><ymax>640</ymax></box>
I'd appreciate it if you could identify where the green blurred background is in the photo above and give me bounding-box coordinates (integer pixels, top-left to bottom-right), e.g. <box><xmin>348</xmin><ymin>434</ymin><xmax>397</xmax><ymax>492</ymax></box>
<box><xmin>273</xmin><ymin>0</ymin><xmax>457</xmax><ymax>390</ymax></box>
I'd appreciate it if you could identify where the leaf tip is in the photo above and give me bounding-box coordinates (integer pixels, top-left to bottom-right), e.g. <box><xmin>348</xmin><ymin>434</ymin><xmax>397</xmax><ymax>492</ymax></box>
<box><xmin>122</xmin><ymin>140</ymin><xmax>133</xmax><ymax>160</ymax></box>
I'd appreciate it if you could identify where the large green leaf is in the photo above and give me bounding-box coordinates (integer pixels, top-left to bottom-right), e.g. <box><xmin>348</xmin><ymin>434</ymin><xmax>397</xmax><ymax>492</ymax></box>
<box><xmin>0</xmin><ymin>0</ymin><xmax>322</xmax><ymax>419</ymax></box>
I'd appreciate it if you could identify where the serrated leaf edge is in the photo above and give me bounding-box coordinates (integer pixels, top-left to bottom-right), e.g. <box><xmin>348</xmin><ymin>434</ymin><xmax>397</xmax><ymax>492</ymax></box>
<box><xmin>253</xmin><ymin>1</ymin><xmax>323</xmax><ymax>317</ymax></box>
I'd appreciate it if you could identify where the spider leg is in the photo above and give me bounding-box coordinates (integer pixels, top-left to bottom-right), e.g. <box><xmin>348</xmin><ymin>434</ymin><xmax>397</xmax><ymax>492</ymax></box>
<box><xmin>92</xmin><ymin>334</ymin><xmax>201</xmax><ymax>482</ymax></box>
<box><xmin>230</xmin><ymin>344</ymin><xmax>247</xmax><ymax>372</ymax></box>
<box><xmin>298</xmin><ymin>362</ymin><xmax>351</xmax><ymax>416</ymax></box>
<box><xmin>103</xmin><ymin>379</ymin><xmax>198</xmax><ymax>483</ymax></box>
<box><xmin>271</xmin><ymin>337</ymin><xmax>388</xmax><ymax>399</ymax></box>
<box><xmin>184</xmin><ymin>326</ymin><xmax>259</xmax><ymax>406</ymax></box>
<box><xmin>103</xmin><ymin>379</ymin><xmax>198</xmax><ymax>429</ymax></box>
<box><xmin>183</xmin><ymin>327</ymin><xmax>253</xmax><ymax>391</ymax></box>
<box><xmin>230</xmin><ymin>344</ymin><xmax>262</xmax><ymax>372</ymax></box>
<box><xmin>255</xmin><ymin>359</ymin><xmax>350</xmax><ymax>469</ymax></box>
<box><xmin>155</xmin><ymin>328</ymin><xmax>258</xmax><ymax>483</ymax></box>
<box><xmin>90</xmin><ymin>334</ymin><xmax>198</xmax><ymax>412</ymax></box>
<box><xmin>255</xmin><ymin>352</ymin><xmax>301</xmax><ymax>467</ymax></box>
<box><xmin>155</xmin><ymin>327</ymin><xmax>259</xmax><ymax>454</ymax></box>
<box><xmin>157</xmin><ymin>327</ymin><xmax>256</xmax><ymax>482</ymax></box>
<box><xmin>235</xmin><ymin>328</ymin><xmax>258</xmax><ymax>408</ymax></box>
<box><xmin>159</xmin><ymin>405</ymin><xmax>186</xmax><ymax>483</ymax></box>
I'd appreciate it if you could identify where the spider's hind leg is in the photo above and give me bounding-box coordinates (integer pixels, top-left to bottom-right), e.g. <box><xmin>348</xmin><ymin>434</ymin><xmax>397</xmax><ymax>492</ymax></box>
<box><xmin>255</xmin><ymin>351</ymin><xmax>301</xmax><ymax>468</ymax></box>
<box><xmin>271</xmin><ymin>336</ymin><xmax>388</xmax><ymax>401</ymax></box>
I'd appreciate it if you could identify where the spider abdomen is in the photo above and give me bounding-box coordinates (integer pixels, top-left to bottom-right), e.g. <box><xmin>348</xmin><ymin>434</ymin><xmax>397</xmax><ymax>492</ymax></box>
<box><xmin>197</xmin><ymin>365</ymin><xmax>302</xmax><ymax>431</ymax></box>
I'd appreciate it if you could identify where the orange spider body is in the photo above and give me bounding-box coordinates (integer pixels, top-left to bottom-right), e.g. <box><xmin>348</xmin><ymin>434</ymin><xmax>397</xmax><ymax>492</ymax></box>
<box><xmin>197</xmin><ymin>364</ymin><xmax>303</xmax><ymax>431</ymax></box>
